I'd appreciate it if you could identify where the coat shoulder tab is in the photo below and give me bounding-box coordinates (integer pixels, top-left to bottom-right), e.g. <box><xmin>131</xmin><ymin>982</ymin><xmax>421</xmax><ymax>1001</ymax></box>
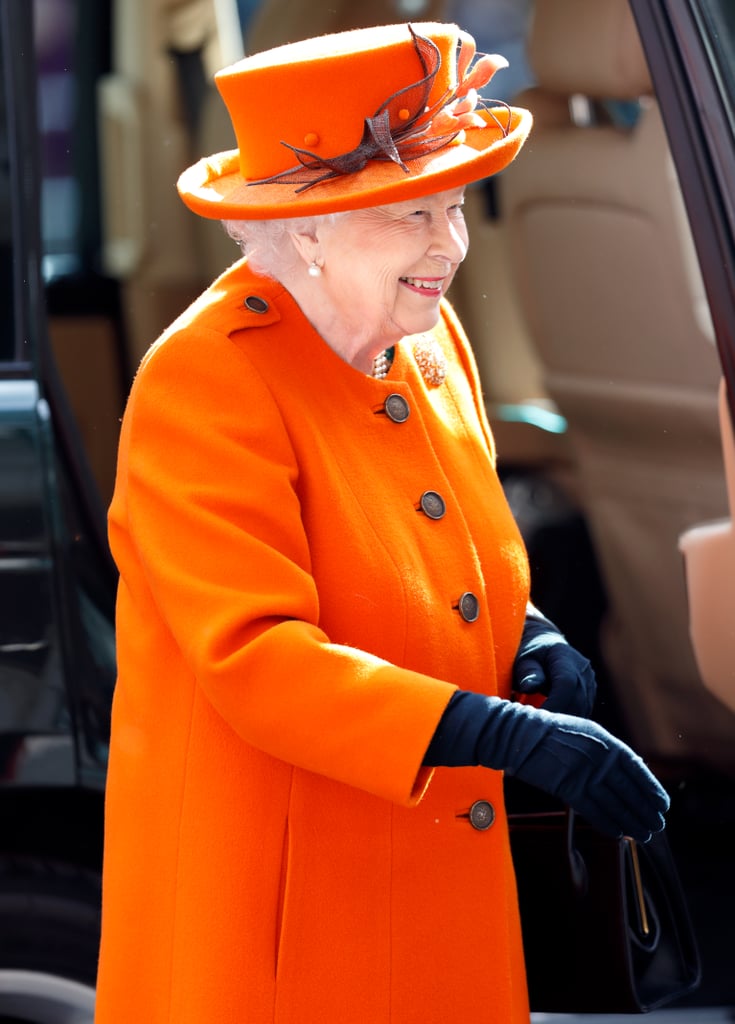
<box><xmin>195</xmin><ymin>260</ymin><xmax>284</xmax><ymax>338</ymax></box>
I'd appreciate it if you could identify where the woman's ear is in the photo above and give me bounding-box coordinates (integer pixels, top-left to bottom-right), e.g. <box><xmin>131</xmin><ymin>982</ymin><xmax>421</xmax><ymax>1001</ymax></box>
<box><xmin>289</xmin><ymin>230</ymin><xmax>320</xmax><ymax>271</ymax></box>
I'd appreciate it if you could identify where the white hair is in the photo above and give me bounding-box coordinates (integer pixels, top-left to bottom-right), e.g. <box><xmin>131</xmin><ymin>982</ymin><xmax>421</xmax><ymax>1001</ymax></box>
<box><xmin>222</xmin><ymin>213</ymin><xmax>345</xmax><ymax>280</ymax></box>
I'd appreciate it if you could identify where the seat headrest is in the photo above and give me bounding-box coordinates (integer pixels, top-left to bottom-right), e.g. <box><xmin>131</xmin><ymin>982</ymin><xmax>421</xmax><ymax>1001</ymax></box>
<box><xmin>528</xmin><ymin>0</ymin><xmax>652</xmax><ymax>99</ymax></box>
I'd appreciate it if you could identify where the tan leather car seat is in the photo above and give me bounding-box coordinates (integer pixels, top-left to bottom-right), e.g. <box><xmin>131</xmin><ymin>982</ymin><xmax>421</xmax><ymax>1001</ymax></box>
<box><xmin>500</xmin><ymin>0</ymin><xmax>735</xmax><ymax>771</ymax></box>
<box><xmin>448</xmin><ymin>184</ymin><xmax>571</xmax><ymax>470</ymax></box>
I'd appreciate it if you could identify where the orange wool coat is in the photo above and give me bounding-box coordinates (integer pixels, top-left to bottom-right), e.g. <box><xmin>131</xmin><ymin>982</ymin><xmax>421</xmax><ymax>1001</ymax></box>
<box><xmin>95</xmin><ymin>258</ymin><xmax>532</xmax><ymax>1023</ymax></box>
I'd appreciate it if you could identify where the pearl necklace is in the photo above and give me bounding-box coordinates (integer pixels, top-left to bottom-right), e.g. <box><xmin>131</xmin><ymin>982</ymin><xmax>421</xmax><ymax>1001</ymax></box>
<box><xmin>371</xmin><ymin>349</ymin><xmax>392</xmax><ymax>379</ymax></box>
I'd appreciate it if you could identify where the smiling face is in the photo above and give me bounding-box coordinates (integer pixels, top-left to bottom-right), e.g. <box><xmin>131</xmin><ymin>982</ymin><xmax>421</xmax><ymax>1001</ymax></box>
<box><xmin>288</xmin><ymin>187</ymin><xmax>469</xmax><ymax>372</ymax></box>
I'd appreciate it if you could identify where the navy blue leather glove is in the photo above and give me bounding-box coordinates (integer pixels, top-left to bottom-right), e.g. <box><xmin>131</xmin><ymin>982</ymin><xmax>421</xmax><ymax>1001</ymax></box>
<box><xmin>513</xmin><ymin>611</ymin><xmax>597</xmax><ymax>718</ymax></box>
<box><xmin>424</xmin><ymin>691</ymin><xmax>669</xmax><ymax>843</ymax></box>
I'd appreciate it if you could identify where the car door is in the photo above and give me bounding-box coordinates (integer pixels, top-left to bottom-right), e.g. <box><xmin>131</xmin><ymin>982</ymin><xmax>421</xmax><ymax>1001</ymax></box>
<box><xmin>0</xmin><ymin>1</ymin><xmax>115</xmax><ymax>1017</ymax></box>
<box><xmin>632</xmin><ymin>1</ymin><xmax>735</xmax><ymax>715</ymax></box>
<box><xmin>0</xmin><ymin>0</ymin><xmax>116</xmax><ymax>796</ymax></box>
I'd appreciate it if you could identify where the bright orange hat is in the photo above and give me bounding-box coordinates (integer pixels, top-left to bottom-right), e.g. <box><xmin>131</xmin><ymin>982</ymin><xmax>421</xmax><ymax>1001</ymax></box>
<box><xmin>177</xmin><ymin>22</ymin><xmax>532</xmax><ymax>220</ymax></box>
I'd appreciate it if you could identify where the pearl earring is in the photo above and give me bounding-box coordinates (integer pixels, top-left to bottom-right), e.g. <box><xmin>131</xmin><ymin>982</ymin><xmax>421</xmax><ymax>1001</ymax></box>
<box><xmin>308</xmin><ymin>260</ymin><xmax>322</xmax><ymax>278</ymax></box>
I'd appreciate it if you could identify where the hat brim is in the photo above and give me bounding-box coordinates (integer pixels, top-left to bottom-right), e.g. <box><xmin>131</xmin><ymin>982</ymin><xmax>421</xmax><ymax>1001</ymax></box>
<box><xmin>177</xmin><ymin>106</ymin><xmax>532</xmax><ymax>220</ymax></box>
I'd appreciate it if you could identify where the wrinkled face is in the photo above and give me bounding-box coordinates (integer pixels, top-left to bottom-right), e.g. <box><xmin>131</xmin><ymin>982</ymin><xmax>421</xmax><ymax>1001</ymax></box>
<box><xmin>312</xmin><ymin>186</ymin><xmax>469</xmax><ymax>362</ymax></box>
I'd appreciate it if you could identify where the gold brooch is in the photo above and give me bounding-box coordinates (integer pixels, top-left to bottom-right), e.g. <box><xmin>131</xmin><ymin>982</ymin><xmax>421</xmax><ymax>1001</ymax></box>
<box><xmin>412</xmin><ymin>336</ymin><xmax>447</xmax><ymax>387</ymax></box>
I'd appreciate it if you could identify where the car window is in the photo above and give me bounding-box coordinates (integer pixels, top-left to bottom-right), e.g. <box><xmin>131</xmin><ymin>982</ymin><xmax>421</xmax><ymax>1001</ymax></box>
<box><xmin>0</xmin><ymin>9</ymin><xmax>14</xmax><ymax>361</ymax></box>
<box><xmin>34</xmin><ymin>0</ymin><xmax>109</xmax><ymax>284</ymax></box>
<box><xmin>35</xmin><ymin>0</ymin><xmax>80</xmax><ymax>281</ymax></box>
<box><xmin>698</xmin><ymin>0</ymin><xmax>735</xmax><ymax>109</ymax></box>
<box><xmin>630</xmin><ymin>0</ymin><xmax>735</xmax><ymax>395</ymax></box>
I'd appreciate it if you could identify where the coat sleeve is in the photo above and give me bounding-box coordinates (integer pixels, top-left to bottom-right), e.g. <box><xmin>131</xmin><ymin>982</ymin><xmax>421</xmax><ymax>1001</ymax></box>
<box><xmin>109</xmin><ymin>324</ymin><xmax>456</xmax><ymax>806</ymax></box>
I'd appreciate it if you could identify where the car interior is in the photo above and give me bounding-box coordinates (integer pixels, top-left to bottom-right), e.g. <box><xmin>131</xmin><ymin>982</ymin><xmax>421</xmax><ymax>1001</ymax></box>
<box><xmin>496</xmin><ymin>0</ymin><xmax>733</xmax><ymax>770</ymax></box>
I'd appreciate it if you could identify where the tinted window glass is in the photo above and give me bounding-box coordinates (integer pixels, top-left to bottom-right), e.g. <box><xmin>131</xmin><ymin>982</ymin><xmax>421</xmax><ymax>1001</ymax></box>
<box><xmin>34</xmin><ymin>0</ymin><xmax>80</xmax><ymax>280</ymax></box>
<box><xmin>699</xmin><ymin>1</ymin><xmax>735</xmax><ymax>124</ymax></box>
<box><xmin>0</xmin><ymin>9</ymin><xmax>14</xmax><ymax>361</ymax></box>
<box><xmin>34</xmin><ymin>0</ymin><xmax>110</xmax><ymax>284</ymax></box>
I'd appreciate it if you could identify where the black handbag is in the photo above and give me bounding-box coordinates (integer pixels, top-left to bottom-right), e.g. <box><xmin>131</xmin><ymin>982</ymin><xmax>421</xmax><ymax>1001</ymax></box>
<box><xmin>508</xmin><ymin>808</ymin><xmax>702</xmax><ymax>1013</ymax></box>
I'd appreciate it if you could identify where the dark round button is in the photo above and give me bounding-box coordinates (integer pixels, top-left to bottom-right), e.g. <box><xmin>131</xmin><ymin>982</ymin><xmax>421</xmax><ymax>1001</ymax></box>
<box><xmin>468</xmin><ymin>800</ymin><xmax>495</xmax><ymax>831</ymax></box>
<box><xmin>419</xmin><ymin>491</ymin><xmax>446</xmax><ymax>520</ymax></box>
<box><xmin>457</xmin><ymin>592</ymin><xmax>480</xmax><ymax>623</ymax></box>
<box><xmin>384</xmin><ymin>394</ymin><xmax>410</xmax><ymax>423</ymax></box>
<box><xmin>244</xmin><ymin>295</ymin><xmax>269</xmax><ymax>314</ymax></box>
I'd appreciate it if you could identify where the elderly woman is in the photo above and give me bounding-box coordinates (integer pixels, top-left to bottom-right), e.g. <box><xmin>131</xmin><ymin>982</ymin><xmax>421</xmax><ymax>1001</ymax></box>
<box><xmin>94</xmin><ymin>22</ymin><xmax>668</xmax><ymax>1024</ymax></box>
